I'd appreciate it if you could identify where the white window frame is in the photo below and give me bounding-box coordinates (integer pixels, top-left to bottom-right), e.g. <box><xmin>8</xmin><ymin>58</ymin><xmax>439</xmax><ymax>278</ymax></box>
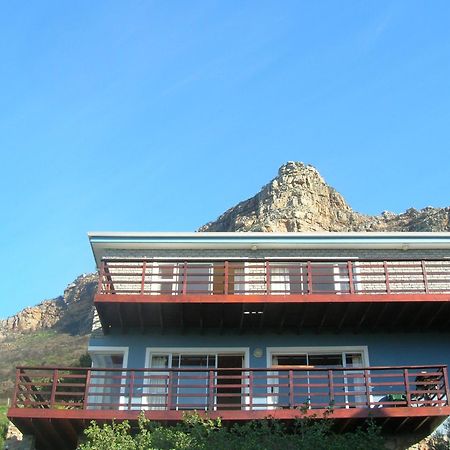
<box><xmin>145</xmin><ymin>347</ymin><xmax>250</xmax><ymax>411</ymax></box>
<box><xmin>267</xmin><ymin>346</ymin><xmax>369</xmax><ymax>409</ymax></box>
<box><xmin>88</xmin><ymin>346</ymin><xmax>129</xmax><ymax>368</ymax></box>
<box><xmin>87</xmin><ymin>346</ymin><xmax>129</xmax><ymax>410</ymax></box>
<box><xmin>145</xmin><ymin>347</ymin><xmax>250</xmax><ymax>368</ymax></box>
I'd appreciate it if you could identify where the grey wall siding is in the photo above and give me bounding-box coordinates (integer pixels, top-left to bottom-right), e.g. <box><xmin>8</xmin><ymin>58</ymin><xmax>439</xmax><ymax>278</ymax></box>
<box><xmin>102</xmin><ymin>248</ymin><xmax>450</xmax><ymax>259</ymax></box>
<box><xmin>89</xmin><ymin>331</ymin><xmax>450</xmax><ymax>369</ymax></box>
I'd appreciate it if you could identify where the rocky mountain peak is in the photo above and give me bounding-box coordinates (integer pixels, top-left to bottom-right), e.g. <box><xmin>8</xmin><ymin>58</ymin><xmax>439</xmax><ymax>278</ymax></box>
<box><xmin>200</xmin><ymin>161</ymin><xmax>364</xmax><ymax>232</ymax></box>
<box><xmin>200</xmin><ymin>162</ymin><xmax>450</xmax><ymax>233</ymax></box>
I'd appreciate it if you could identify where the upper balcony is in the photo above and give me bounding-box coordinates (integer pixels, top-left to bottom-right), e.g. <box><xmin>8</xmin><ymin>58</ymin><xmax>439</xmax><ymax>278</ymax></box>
<box><xmin>94</xmin><ymin>259</ymin><xmax>450</xmax><ymax>333</ymax></box>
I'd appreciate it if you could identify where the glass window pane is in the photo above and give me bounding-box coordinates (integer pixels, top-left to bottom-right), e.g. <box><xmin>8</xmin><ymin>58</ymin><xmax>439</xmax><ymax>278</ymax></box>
<box><xmin>308</xmin><ymin>354</ymin><xmax>342</xmax><ymax>367</ymax></box>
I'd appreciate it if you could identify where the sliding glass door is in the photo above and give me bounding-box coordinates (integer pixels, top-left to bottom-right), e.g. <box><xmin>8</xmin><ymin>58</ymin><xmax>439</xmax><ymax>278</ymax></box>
<box><xmin>147</xmin><ymin>351</ymin><xmax>245</xmax><ymax>410</ymax></box>
<box><xmin>270</xmin><ymin>350</ymin><xmax>365</xmax><ymax>408</ymax></box>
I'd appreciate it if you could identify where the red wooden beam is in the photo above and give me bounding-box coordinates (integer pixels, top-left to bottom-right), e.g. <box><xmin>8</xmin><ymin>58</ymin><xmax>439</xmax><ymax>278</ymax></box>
<box><xmin>95</xmin><ymin>292</ymin><xmax>450</xmax><ymax>304</ymax></box>
<box><xmin>9</xmin><ymin>406</ymin><xmax>450</xmax><ymax>422</ymax></box>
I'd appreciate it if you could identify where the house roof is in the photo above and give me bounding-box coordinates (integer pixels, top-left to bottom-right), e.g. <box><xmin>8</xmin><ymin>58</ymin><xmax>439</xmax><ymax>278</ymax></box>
<box><xmin>88</xmin><ymin>232</ymin><xmax>450</xmax><ymax>267</ymax></box>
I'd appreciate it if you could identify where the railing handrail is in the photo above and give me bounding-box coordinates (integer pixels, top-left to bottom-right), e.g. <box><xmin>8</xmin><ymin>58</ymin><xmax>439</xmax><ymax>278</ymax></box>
<box><xmin>100</xmin><ymin>257</ymin><xmax>450</xmax><ymax>263</ymax></box>
<box><xmin>14</xmin><ymin>364</ymin><xmax>448</xmax><ymax>372</ymax></box>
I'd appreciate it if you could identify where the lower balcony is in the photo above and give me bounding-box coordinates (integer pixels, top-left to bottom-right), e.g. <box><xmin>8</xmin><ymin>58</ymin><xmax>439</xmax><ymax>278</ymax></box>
<box><xmin>8</xmin><ymin>365</ymin><xmax>450</xmax><ymax>450</ymax></box>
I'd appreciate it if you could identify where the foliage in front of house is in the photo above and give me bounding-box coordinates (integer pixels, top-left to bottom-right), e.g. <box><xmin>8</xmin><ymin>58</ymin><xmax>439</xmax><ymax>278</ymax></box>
<box><xmin>425</xmin><ymin>422</ymin><xmax>450</xmax><ymax>450</ymax></box>
<box><xmin>77</xmin><ymin>412</ymin><xmax>385</xmax><ymax>450</ymax></box>
<box><xmin>0</xmin><ymin>405</ymin><xmax>9</xmax><ymax>449</ymax></box>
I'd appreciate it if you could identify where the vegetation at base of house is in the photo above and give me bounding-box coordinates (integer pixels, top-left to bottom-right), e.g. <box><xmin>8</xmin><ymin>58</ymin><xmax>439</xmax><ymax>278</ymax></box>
<box><xmin>0</xmin><ymin>405</ymin><xmax>9</xmax><ymax>448</ymax></box>
<box><xmin>426</xmin><ymin>422</ymin><xmax>450</xmax><ymax>449</ymax></box>
<box><xmin>0</xmin><ymin>331</ymin><xmax>89</xmax><ymax>401</ymax></box>
<box><xmin>77</xmin><ymin>412</ymin><xmax>385</xmax><ymax>450</ymax></box>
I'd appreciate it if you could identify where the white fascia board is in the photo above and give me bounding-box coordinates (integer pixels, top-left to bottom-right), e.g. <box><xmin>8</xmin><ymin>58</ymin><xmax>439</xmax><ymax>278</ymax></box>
<box><xmin>87</xmin><ymin>231</ymin><xmax>450</xmax><ymax>267</ymax></box>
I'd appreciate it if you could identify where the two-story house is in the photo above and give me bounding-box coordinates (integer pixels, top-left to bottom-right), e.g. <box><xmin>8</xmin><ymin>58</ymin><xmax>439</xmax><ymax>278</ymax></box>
<box><xmin>8</xmin><ymin>232</ymin><xmax>450</xmax><ymax>449</ymax></box>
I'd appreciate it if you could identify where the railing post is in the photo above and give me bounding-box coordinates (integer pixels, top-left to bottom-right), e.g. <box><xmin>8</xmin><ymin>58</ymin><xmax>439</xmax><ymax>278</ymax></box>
<box><xmin>149</xmin><ymin>261</ymin><xmax>155</xmax><ymax>293</ymax></box>
<box><xmin>83</xmin><ymin>369</ymin><xmax>91</xmax><ymax>410</ymax></box>
<box><xmin>364</xmin><ymin>370</ymin><xmax>371</xmax><ymax>407</ymax></box>
<box><xmin>167</xmin><ymin>371</ymin><xmax>173</xmax><ymax>410</ymax></box>
<box><xmin>289</xmin><ymin>370</ymin><xmax>294</xmax><ymax>408</ymax></box>
<box><xmin>182</xmin><ymin>261</ymin><xmax>188</xmax><ymax>295</ymax></box>
<box><xmin>248</xmin><ymin>370</ymin><xmax>254</xmax><ymax>411</ymax></box>
<box><xmin>383</xmin><ymin>261</ymin><xmax>391</xmax><ymax>294</ymax></box>
<box><xmin>224</xmin><ymin>261</ymin><xmax>229</xmax><ymax>295</ymax></box>
<box><xmin>12</xmin><ymin>368</ymin><xmax>21</xmax><ymax>407</ymax></box>
<box><xmin>421</xmin><ymin>261</ymin><xmax>430</xmax><ymax>294</ymax></box>
<box><xmin>97</xmin><ymin>261</ymin><xmax>105</xmax><ymax>294</ymax></box>
<box><xmin>50</xmin><ymin>369</ymin><xmax>59</xmax><ymax>408</ymax></box>
<box><xmin>404</xmin><ymin>369</ymin><xmax>411</xmax><ymax>407</ymax></box>
<box><xmin>328</xmin><ymin>370</ymin><xmax>334</xmax><ymax>407</ymax></box>
<box><xmin>266</xmin><ymin>261</ymin><xmax>271</xmax><ymax>294</ymax></box>
<box><xmin>347</xmin><ymin>261</ymin><xmax>355</xmax><ymax>294</ymax></box>
<box><xmin>307</xmin><ymin>261</ymin><xmax>313</xmax><ymax>294</ymax></box>
<box><xmin>208</xmin><ymin>370</ymin><xmax>215</xmax><ymax>411</ymax></box>
<box><xmin>128</xmin><ymin>370</ymin><xmax>135</xmax><ymax>411</ymax></box>
<box><xmin>443</xmin><ymin>366</ymin><xmax>450</xmax><ymax>406</ymax></box>
<box><xmin>141</xmin><ymin>261</ymin><xmax>147</xmax><ymax>295</ymax></box>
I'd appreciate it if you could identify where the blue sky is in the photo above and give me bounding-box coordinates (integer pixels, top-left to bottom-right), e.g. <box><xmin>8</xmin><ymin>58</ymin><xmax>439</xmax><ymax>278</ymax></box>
<box><xmin>1</xmin><ymin>1</ymin><xmax>450</xmax><ymax>318</ymax></box>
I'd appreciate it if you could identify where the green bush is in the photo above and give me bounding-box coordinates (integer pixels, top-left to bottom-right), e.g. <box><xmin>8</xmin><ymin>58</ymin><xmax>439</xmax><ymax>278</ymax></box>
<box><xmin>0</xmin><ymin>405</ymin><xmax>9</xmax><ymax>449</ymax></box>
<box><xmin>77</xmin><ymin>412</ymin><xmax>385</xmax><ymax>450</ymax></box>
<box><xmin>426</xmin><ymin>421</ymin><xmax>450</xmax><ymax>450</ymax></box>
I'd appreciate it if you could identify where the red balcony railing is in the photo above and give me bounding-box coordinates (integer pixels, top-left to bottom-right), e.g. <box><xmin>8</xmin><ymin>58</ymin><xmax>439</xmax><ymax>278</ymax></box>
<box><xmin>97</xmin><ymin>259</ymin><xmax>450</xmax><ymax>297</ymax></box>
<box><xmin>12</xmin><ymin>365</ymin><xmax>450</xmax><ymax>413</ymax></box>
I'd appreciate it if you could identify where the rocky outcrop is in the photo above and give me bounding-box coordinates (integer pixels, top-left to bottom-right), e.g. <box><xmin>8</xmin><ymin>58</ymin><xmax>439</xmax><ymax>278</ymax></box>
<box><xmin>0</xmin><ymin>299</ymin><xmax>65</xmax><ymax>337</ymax></box>
<box><xmin>200</xmin><ymin>162</ymin><xmax>450</xmax><ymax>232</ymax></box>
<box><xmin>0</xmin><ymin>273</ymin><xmax>97</xmax><ymax>341</ymax></box>
<box><xmin>0</xmin><ymin>274</ymin><xmax>96</xmax><ymax>400</ymax></box>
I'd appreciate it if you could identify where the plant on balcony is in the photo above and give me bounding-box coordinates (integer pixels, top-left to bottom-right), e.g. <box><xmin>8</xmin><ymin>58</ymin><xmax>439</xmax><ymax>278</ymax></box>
<box><xmin>77</xmin><ymin>412</ymin><xmax>385</xmax><ymax>450</ymax></box>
